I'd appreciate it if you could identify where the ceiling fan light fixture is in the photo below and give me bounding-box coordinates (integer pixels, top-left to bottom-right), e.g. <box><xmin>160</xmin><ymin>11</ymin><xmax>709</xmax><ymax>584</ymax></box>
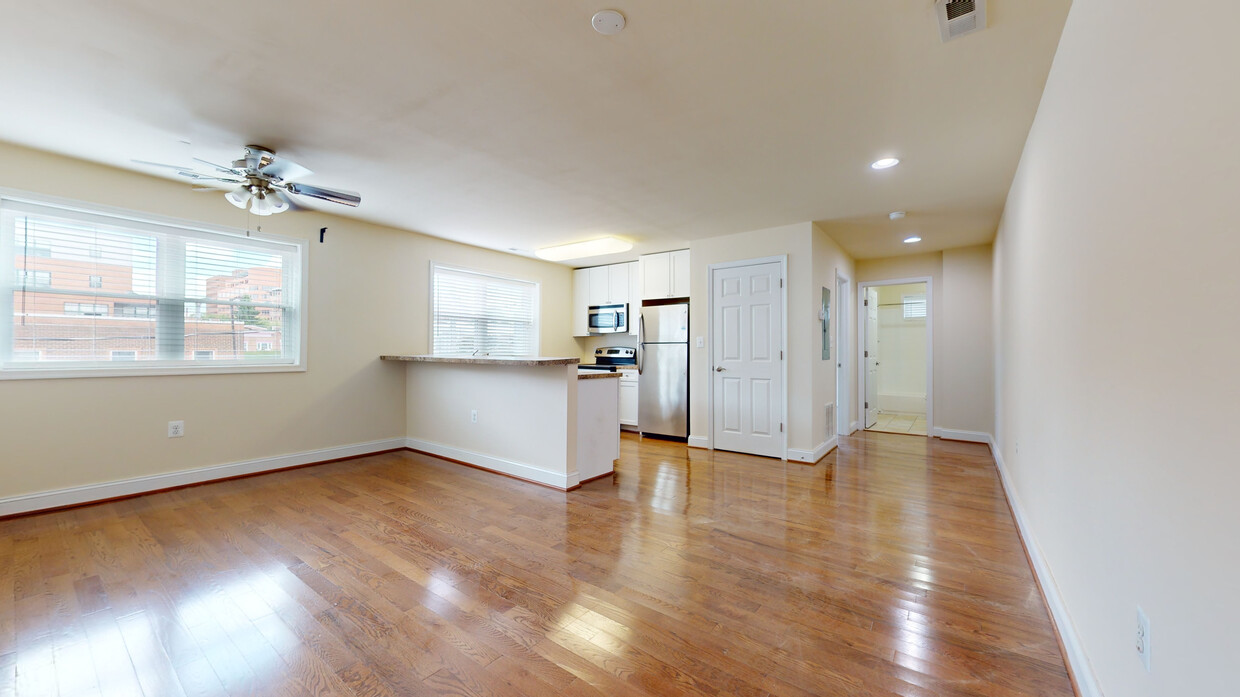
<box><xmin>225</xmin><ymin>185</ymin><xmax>252</xmax><ymax>209</ymax></box>
<box><xmin>535</xmin><ymin>236</ymin><xmax>632</xmax><ymax>261</ymax></box>
<box><xmin>249</xmin><ymin>193</ymin><xmax>275</xmax><ymax>216</ymax></box>
<box><xmin>266</xmin><ymin>189</ymin><xmax>291</xmax><ymax>214</ymax></box>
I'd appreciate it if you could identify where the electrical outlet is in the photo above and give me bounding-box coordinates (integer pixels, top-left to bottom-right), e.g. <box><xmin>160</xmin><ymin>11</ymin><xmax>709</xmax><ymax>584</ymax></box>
<box><xmin>1136</xmin><ymin>606</ymin><xmax>1151</xmax><ymax>671</ymax></box>
<box><xmin>168</xmin><ymin>420</ymin><xmax>185</xmax><ymax>438</ymax></box>
<box><xmin>470</xmin><ymin>409</ymin><xmax>478</xmax><ymax>424</ymax></box>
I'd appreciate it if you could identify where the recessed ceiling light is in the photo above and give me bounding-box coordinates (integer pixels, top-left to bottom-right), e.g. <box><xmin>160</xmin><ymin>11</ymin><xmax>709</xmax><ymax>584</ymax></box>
<box><xmin>903</xmin><ymin>236</ymin><xmax>922</xmax><ymax>244</ymax></box>
<box><xmin>591</xmin><ymin>10</ymin><xmax>626</xmax><ymax>35</ymax></box>
<box><xmin>536</xmin><ymin>236</ymin><xmax>632</xmax><ymax>261</ymax></box>
<box><xmin>889</xmin><ymin>211</ymin><xmax>906</xmax><ymax>220</ymax></box>
<box><xmin>871</xmin><ymin>158</ymin><xmax>900</xmax><ymax>170</ymax></box>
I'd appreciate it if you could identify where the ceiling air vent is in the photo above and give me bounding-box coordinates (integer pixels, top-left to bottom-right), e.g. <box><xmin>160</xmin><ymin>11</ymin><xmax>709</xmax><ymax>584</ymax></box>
<box><xmin>936</xmin><ymin>0</ymin><xmax>986</xmax><ymax>42</ymax></box>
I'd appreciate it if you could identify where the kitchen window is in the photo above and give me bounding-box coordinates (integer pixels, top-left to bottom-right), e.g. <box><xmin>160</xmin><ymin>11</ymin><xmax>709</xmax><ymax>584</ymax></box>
<box><xmin>431</xmin><ymin>263</ymin><xmax>539</xmax><ymax>356</ymax></box>
<box><xmin>1</xmin><ymin>193</ymin><xmax>307</xmax><ymax>378</ymax></box>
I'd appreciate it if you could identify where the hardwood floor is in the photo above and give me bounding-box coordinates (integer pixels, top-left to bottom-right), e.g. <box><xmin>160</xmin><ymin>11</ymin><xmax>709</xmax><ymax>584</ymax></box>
<box><xmin>0</xmin><ymin>431</ymin><xmax>1074</xmax><ymax>696</ymax></box>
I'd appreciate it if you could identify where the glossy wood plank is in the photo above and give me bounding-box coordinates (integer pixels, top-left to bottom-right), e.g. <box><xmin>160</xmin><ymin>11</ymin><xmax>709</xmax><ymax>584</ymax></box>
<box><xmin>0</xmin><ymin>431</ymin><xmax>1073</xmax><ymax>696</ymax></box>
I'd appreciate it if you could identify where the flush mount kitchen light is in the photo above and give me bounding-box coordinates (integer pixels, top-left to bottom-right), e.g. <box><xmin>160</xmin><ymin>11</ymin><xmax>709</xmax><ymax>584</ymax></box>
<box><xmin>536</xmin><ymin>236</ymin><xmax>632</xmax><ymax>261</ymax></box>
<box><xmin>903</xmin><ymin>236</ymin><xmax>922</xmax><ymax>244</ymax></box>
<box><xmin>871</xmin><ymin>157</ymin><xmax>900</xmax><ymax>170</ymax></box>
<box><xmin>889</xmin><ymin>211</ymin><xmax>906</xmax><ymax>220</ymax></box>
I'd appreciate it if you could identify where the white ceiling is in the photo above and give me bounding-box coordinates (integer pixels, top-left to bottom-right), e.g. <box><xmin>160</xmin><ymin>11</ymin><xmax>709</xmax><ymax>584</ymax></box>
<box><xmin>0</xmin><ymin>1</ymin><xmax>1070</xmax><ymax>263</ymax></box>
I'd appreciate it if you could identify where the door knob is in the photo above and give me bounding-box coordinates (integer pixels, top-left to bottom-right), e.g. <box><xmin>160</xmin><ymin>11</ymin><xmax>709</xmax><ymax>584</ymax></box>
<box><xmin>715</xmin><ymin>366</ymin><xmax>726</xmax><ymax>372</ymax></box>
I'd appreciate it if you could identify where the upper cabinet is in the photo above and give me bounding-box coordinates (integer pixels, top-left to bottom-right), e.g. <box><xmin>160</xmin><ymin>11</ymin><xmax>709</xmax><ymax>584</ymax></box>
<box><xmin>572</xmin><ymin>261</ymin><xmax>638</xmax><ymax>337</ymax></box>
<box><xmin>640</xmin><ymin>249</ymin><xmax>690</xmax><ymax>300</ymax></box>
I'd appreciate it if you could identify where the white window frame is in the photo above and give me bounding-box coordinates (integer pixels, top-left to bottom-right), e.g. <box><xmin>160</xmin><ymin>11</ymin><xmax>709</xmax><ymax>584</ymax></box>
<box><xmin>429</xmin><ymin>262</ymin><xmax>540</xmax><ymax>357</ymax></box>
<box><xmin>902</xmin><ymin>293</ymin><xmax>927</xmax><ymax>320</ymax></box>
<box><xmin>0</xmin><ymin>189</ymin><xmax>309</xmax><ymax>380</ymax></box>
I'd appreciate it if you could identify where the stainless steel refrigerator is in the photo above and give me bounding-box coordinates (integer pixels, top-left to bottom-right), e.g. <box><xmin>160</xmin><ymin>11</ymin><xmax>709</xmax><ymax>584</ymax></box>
<box><xmin>638</xmin><ymin>303</ymin><xmax>689</xmax><ymax>438</ymax></box>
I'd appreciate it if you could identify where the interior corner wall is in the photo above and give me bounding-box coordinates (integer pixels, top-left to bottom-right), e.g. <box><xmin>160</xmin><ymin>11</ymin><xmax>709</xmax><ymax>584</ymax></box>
<box><xmin>992</xmin><ymin>0</ymin><xmax>1240</xmax><ymax>694</ymax></box>
<box><xmin>811</xmin><ymin>224</ymin><xmax>856</xmax><ymax>443</ymax></box>
<box><xmin>689</xmin><ymin>223</ymin><xmax>813</xmax><ymax>451</ymax></box>
<box><xmin>0</xmin><ymin>141</ymin><xmax>576</xmax><ymax>502</ymax></box>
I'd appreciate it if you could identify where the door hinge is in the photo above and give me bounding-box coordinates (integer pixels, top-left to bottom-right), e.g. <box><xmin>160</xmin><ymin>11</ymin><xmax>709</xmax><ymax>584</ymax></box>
<box><xmin>864</xmin><ymin>298</ymin><xmax>868</xmax><ymax>306</ymax></box>
<box><xmin>780</xmin><ymin>423</ymin><xmax>784</xmax><ymax>433</ymax></box>
<box><xmin>864</xmin><ymin>350</ymin><xmax>868</xmax><ymax>358</ymax></box>
<box><xmin>779</xmin><ymin>278</ymin><xmax>784</xmax><ymax>288</ymax></box>
<box><xmin>780</xmin><ymin>350</ymin><xmax>783</xmax><ymax>360</ymax></box>
<box><xmin>865</xmin><ymin>401</ymin><xmax>869</xmax><ymax>409</ymax></box>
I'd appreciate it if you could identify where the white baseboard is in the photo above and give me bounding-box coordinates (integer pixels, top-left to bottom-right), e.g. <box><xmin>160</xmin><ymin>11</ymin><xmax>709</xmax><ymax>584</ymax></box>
<box><xmin>0</xmin><ymin>437</ymin><xmax>408</xmax><ymax>518</ymax></box>
<box><xmin>687</xmin><ymin>435</ymin><xmax>711</xmax><ymax>450</ymax></box>
<box><xmin>787</xmin><ymin>436</ymin><xmax>838</xmax><ymax>464</ymax></box>
<box><xmin>849</xmin><ymin>420</ymin><xmax>860</xmax><ymax>434</ymax></box>
<box><xmin>405</xmin><ymin>438</ymin><xmax>576</xmax><ymax>490</ymax></box>
<box><xmin>988</xmin><ymin>436</ymin><xmax>1102</xmax><ymax>697</ymax></box>
<box><xmin>933</xmin><ymin>427</ymin><xmax>992</xmax><ymax>443</ymax></box>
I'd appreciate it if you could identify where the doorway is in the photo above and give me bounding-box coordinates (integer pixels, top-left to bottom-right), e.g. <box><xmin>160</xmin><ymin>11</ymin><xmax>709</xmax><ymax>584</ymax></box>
<box><xmin>710</xmin><ymin>258</ymin><xmax>786</xmax><ymax>459</ymax></box>
<box><xmin>859</xmin><ymin>279</ymin><xmax>931</xmax><ymax>436</ymax></box>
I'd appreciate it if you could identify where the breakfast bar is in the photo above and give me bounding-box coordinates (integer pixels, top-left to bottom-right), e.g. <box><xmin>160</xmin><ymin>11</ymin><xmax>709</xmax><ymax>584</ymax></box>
<box><xmin>380</xmin><ymin>355</ymin><xmax>619</xmax><ymax>489</ymax></box>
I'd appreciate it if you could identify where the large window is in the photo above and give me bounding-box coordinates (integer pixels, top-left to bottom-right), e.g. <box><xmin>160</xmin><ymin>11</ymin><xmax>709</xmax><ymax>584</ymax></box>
<box><xmin>431</xmin><ymin>264</ymin><xmax>539</xmax><ymax>356</ymax></box>
<box><xmin>1</xmin><ymin>194</ymin><xmax>306</xmax><ymax>378</ymax></box>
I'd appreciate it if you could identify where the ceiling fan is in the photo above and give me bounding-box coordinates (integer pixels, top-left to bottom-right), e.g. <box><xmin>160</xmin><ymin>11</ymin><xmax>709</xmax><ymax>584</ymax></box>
<box><xmin>134</xmin><ymin>145</ymin><xmax>361</xmax><ymax>216</ymax></box>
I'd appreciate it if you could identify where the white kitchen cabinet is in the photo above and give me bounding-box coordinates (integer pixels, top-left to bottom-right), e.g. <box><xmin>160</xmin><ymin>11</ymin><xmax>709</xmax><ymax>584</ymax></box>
<box><xmin>619</xmin><ymin>373</ymin><xmax>639</xmax><ymax>429</ymax></box>
<box><xmin>572</xmin><ymin>268</ymin><xmax>590</xmax><ymax>337</ymax></box>
<box><xmin>671</xmin><ymin>249</ymin><xmax>690</xmax><ymax>297</ymax></box>
<box><xmin>640</xmin><ymin>250</ymin><xmax>690</xmax><ymax>300</ymax></box>
<box><xmin>608</xmin><ymin>264</ymin><xmax>630</xmax><ymax>306</ymax></box>
<box><xmin>628</xmin><ymin>261</ymin><xmax>640</xmax><ymax>335</ymax></box>
<box><xmin>588</xmin><ymin>266</ymin><xmax>609</xmax><ymax>305</ymax></box>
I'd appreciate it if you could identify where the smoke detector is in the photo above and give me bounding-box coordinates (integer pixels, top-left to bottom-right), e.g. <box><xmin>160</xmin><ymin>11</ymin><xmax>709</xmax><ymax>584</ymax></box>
<box><xmin>592</xmin><ymin>10</ymin><xmax>626</xmax><ymax>35</ymax></box>
<box><xmin>936</xmin><ymin>0</ymin><xmax>986</xmax><ymax>42</ymax></box>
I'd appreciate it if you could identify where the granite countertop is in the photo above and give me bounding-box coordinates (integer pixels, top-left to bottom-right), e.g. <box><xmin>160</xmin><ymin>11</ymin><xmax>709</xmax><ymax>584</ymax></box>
<box><xmin>380</xmin><ymin>355</ymin><xmax>579</xmax><ymax>366</ymax></box>
<box><xmin>577</xmin><ymin>372</ymin><xmax>621</xmax><ymax>380</ymax></box>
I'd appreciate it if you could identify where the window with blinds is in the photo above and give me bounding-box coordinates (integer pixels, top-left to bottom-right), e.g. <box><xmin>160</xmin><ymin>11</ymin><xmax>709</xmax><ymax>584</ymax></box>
<box><xmin>1</xmin><ymin>195</ymin><xmax>306</xmax><ymax>378</ymax></box>
<box><xmin>431</xmin><ymin>264</ymin><xmax>539</xmax><ymax>357</ymax></box>
<box><xmin>903</xmin><ymin>294</ymin><xmax>927</xmax><ymax>320</ymax></box>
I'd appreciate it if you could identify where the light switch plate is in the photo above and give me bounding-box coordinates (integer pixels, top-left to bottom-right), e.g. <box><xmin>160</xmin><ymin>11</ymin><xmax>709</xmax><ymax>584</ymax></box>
<box><xmin>695</xmin><ymin>336</ymin><xmax>704</xmax><ymax>348</ymax></box>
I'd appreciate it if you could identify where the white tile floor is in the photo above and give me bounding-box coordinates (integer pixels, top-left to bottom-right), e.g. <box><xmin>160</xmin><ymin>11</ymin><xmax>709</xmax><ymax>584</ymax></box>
<box><xmin>867</xmin><ymin>411</ymin><xmax>928</xmax><ymax>436</ymax></box>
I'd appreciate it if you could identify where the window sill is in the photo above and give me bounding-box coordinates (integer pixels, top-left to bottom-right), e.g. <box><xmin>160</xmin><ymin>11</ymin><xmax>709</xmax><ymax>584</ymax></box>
<box><xmin>0</xmin><ymin>362</ymin><xmax>306</xmax><ymax>380</ymax></box>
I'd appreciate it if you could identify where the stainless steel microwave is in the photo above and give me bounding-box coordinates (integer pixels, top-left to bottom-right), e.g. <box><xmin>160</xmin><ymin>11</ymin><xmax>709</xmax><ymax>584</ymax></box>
<box><xmin>588</xmin><ymin>303</ymin><xmax>628</xmax><ymax>334</ymax></box>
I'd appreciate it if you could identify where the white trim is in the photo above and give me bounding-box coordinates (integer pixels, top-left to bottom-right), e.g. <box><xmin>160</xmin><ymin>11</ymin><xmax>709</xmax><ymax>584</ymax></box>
<box><xmin>857</xmin><ymin>276</ymin><xmax>934</xmax><ymax>436</ymax></box>
<box><xmin>706</xmin><ymin>255</ymin><xmax>789</xmax><ymax>460</ymax></box>
<box><xmin>933</xmin><ymin>427</ymin><xmax>991</xmax><ymax>443</ymax></box>
<box><xmin>0</xmin><ymin>437</ymin><xmax>407</xmax><ymax>518</ymax></box>
<box><xmin>849</xmin><ymin>420</ymin><xmax>860</xmax><ymax>434</ymax></box>
<box><xmin>787</xmin><ymin>436</ymin><xmax>838</xmax><ymax>464</ymax></box>
<box><xmin>988</xmin><ymin>436</ymin><xmax>1102</xmax><ymax>697</ymax></box>
<box><xmin>687</xmin><ymin>435</ymin><xmax>711</xmax><ymax>450</ymax></box>
<box><xmin>405</xmin><ymin>437</ymin><xmax>577</xmax><ymax>490</ymax></box>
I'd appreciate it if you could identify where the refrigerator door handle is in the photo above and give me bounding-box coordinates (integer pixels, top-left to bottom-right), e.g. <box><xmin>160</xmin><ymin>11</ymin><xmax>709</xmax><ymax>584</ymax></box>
<box><xmin>637</xmin><ymin>314</ymin><xmax>645</xmax><ymax>374</ymax></box>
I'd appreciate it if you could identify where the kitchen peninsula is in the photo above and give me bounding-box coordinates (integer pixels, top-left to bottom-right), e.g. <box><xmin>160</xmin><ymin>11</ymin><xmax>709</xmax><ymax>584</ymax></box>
<box><xmin>380</xmin><ymin>355</ymin><xmax>619</xmax><ymax>489</ymax></box>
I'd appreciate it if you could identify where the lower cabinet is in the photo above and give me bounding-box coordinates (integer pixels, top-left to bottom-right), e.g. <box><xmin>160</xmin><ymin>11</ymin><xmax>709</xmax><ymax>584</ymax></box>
<box><xmin>619</xmin><ymin>374</ymin><xmax>639</xmax><ymax>429</ymax></box>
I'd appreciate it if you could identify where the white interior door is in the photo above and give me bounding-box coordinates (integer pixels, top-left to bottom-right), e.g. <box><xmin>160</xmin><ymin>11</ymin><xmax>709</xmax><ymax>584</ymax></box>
<box><xmin>864</xmin><ymin>286</ymin><xmax>879</xmax><ymax>428</ymax></box>
<box><xmin>712</xmin><ymin>261</ymin><xmax>783</xmax><ymax>458</ymax></box>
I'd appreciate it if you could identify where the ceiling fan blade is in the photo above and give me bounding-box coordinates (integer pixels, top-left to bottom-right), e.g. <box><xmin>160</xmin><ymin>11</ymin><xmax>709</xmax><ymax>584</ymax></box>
<box><xmin>259</xmin><ymin>157</ymin><xmax>313</xmax><ymax>182</ymax></box>
<box><xmin>178</xmin><ymin>171</ymin><xmax>245</xmax><ymax>184</ymax></box>
<box><xmin>192</xmin><ymin>157</ymin><xmax>243</xmax><ymax>175</ymax></box>
<box><xmin>132</xmin><ymin>159</ymin><xmax>194</xmax><ymax>170</ymax></box>
<box><xmin>285</xmin><ymin>182</ymin><xmax>361</xmax><ymax>207</ymax></box>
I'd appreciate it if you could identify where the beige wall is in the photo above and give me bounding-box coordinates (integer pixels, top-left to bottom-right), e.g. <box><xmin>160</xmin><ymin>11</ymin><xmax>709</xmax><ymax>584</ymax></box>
<box><xmin>687</xmin><ymin>222</ymin><xmax>855</xmax><ymax>456</ymax></box>
<box><xmin>812</xmin><ymin>224</ymin><xmax>857</xmax><ymax>440</ymax></box>
<box><xmin>0</xmin><ymin>141</ymin><xmax>576</xmax><ymax>501</ymax></box>
<box><xmin>941</xmin><ymin>245</ymin><xmax>993</xmax><ymax>435</ymax></box>
<box><xmin>993</xmin><ymin>0</ymin><xmax>1239</xmax><ymax>694</ymax></box>
<box><xmin>856</xmin><ymin>246</ymin><xmax>993</xmax><ymax>436</ymax></box>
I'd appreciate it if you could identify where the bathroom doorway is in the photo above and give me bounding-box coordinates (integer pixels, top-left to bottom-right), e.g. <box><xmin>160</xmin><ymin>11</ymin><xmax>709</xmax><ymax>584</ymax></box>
<box><xmin>860</xmin><ymin>280</ymin><xmax>930</xmax><ymax>436</ymax></box>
